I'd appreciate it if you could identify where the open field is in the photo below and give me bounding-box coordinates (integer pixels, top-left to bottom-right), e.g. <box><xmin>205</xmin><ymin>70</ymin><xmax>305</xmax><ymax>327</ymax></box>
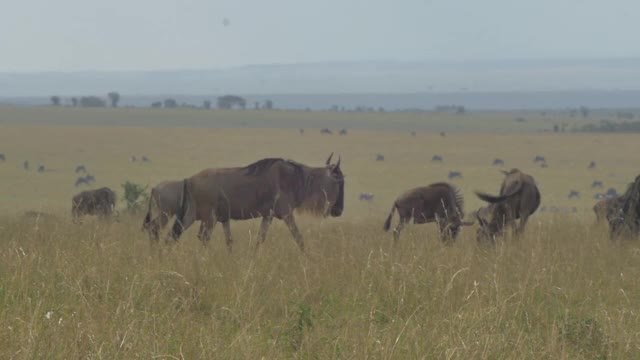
<box><xmin>1</xmin><ymin>107</ymin><xmax>640</xmax><ymax>358</ymax></box>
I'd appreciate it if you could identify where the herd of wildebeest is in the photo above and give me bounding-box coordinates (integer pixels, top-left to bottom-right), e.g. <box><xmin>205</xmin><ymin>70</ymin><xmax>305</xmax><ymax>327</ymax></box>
<box><xmin>2</xmin><ymin>147</ymin><xmax>640</xmax><ymax>251</ymax></box>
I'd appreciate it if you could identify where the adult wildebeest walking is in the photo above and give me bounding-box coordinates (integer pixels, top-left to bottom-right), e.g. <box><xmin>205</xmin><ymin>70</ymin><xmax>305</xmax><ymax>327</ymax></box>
<box><xmin>383</xmin><ymin>183</ymin><xmax>473</xmax><ymax>242</ymax></box>
<box><xmin>72</xmin><ymin>187</ymin><xmax>116</xmax><ymax>219</ymax></box>
<box><xmin>607</xmin><ymin>175</ymin><xmax>640</xmax><ymax>239</ymax></box>
<box><xmin>170</xmin><ymin>154</ymin><xmax>344</xmax><ymax>252</ymax></box>
<box><xmin>475</xmin><ymin>169</ymin><xmax>541</xmax><ymax>242</ymax></box>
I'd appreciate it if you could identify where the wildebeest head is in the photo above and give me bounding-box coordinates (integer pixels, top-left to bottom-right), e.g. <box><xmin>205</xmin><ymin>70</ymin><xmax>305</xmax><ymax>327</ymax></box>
<box><xmin>474</xmin><ymin>204</ymin><xmax>501</xmax><ymax>242</ymax></box>
<box><xmin>299</xmin><ymin>153</ymin><xmax>345</xmax><ymax>217</ymax></box>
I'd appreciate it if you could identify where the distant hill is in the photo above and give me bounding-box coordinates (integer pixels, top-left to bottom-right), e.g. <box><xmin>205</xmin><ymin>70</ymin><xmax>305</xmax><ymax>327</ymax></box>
<box><xmin>1</xmin><ymin>58</ymin><xmax>640</xmax><ymax>97</ymax></box>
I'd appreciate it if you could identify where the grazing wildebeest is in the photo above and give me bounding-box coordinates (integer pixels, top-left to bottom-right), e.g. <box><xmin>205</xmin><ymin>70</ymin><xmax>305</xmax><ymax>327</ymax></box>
<box><xmin>593</xmin><ymin>196</ymin><xmax>623</xmax><ymax>223</ymax></box>
<box><xmin>607</xmin><ymin>175</ymin><xmax>640</xmax><ymax>239</ymax></box>
<box><xmin>588</xmin><ymin>161</ymin><xmax>596</xmax><ymax>169</ymax></box>
<box><xmin>533</xmin><ymin>155</ymin><xmax>546</xmax><ymax>164</ymax></box>
<box><xmin>0</xmin><ymin>153</ymin><xmax>5</xmax><ymax>162</ymax></box>
<box><xmin>376</xmin><ymin>154</ymin><xmax>385</xmax><ymax>161</ymax></box>
<box><xmin>474</xmin><ymin>168</ymin><xmax>541</xmax><ymax>242</ymax></box>
<box><xmin>37</xmin><ymin>165</ymin><xmax>45</xmax><ymax>173</ymax></box>
<box><xmin>75</xmin><ymin>165</ymin><xmax>86</xmax><ymax>173</ymax></box>
<box><xmin>492</xmin><ymin>158</ymin><xmax>505</xmax><ymax>166</ymax></box>
<box><xmin>568</xmin><ymin>190</ymin><xmax>580</xmax><ymax>199</ymax></box>
<box><xmin>130</xmin><ymin>156</ymin><xmax>137</xmax><ymax>162</ymax></box>
<box><xmin>383</xmin><ymin>183</ymin><xmax>473</xmax><ymax>242</ymax></box>
<box><xmin>320</xmin><ymin>128</ymin><xmax>333</xmax><ymax>135</ymax></box>
<box><xmin>299</xmin><ymin>129</ymin><xmax>304</xmax><ymax>135</ymax></box>
<box><xmin>440</xmin><ymin>132</ymin><xmax>446</xmax><ymax>137</ymax></box>
<box><xmin>359</xmin><ymin>192</ymin><xmax>374</xmax><ymax>201</ymax></box>
<box><xmin>72</xmin><ymin>187</ymin><xmax>116</xmax><ymax>219</ymax></box>
<box><xmin>170</xmin><ymin>154</ymin><xmax>344</xmax><ymax>252</ymax></box>
<box><xmin>23</xmin><ymin>160</ymin><xmax>29</xmax><ymax>170</ymax></box>
<box><xmin>410</xmin><ymin>131</ymin><xmax>416</xmax><ymax>136</ymax></box>
<box><xmin>591</xmin><ymin>180</ymin><xmax>603</xmax><ymax>188</ymax></box>
<box><xmin>432</xmin><ymin>155</ymin><xmax>443</xmax><ymax>163</ymax></box>
<box><xmin>339</xmin><ymin>128</ymin><xmax>348</xmax><ymax>135</ymax></box>
<box><xmin>142</xmin><ymin>156</ymin><xmax>151</xmax><ymax>163</ymax></box>
<box><xmin>448</xmin><ymin>171</ymin><xmax>462</xmax><ymax>179</ymax></box>
<box><xmin>84</xmin><ymin>174</ymin><xmax>96</xmax><ymax>184</ymax></box>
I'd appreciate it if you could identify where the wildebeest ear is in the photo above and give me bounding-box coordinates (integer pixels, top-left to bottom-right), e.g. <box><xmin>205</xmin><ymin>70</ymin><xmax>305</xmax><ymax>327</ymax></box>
<box><xmin>326</xmin><ymin>152</ymin><xmax>334</xmax><ymax>165</ymax></box>
<box><xmin>336</xmin><ymin>156</ymin><xmax>341</xmax><ymax>170</ymax></box>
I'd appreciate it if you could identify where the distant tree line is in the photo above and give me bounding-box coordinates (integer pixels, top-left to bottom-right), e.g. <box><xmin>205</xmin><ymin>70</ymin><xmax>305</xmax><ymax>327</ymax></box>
<box><xmin>148</xmin><ymin>95</ymin><xmax>276</xmax><ymax>110</ymax></box>
<box><xmin>50</xmin><ymin>92</ymin><xmax>121</xmax><ymax>108</ymax></box>
<box><xmin>579</xmin><ymin>120</ymin><xmax>640</xmax><ymax>133</ymax></box>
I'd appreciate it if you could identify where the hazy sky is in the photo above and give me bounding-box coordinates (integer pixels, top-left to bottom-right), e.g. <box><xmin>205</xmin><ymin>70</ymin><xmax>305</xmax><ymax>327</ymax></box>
<box><xmin>2</xmin><ymin>0</ymin><xmax>638</xmax><ymax>72</ymax></box>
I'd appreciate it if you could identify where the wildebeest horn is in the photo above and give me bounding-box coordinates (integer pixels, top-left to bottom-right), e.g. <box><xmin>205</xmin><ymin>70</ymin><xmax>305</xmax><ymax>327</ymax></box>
<box><xmin>336</xmin><ymin>156</ymin><xmax>341</xmax><ymax>169</ymax></box>
<box><xmin>326</xmin><ymin>152</ymin><xmax>334</xmax><ymax>165</ymax></box>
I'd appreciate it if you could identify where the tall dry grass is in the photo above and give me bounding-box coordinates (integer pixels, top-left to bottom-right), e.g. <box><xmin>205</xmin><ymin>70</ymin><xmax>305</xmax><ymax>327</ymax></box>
<box><xmin>0</xmin><ymin>213</ymin><xmax>638</xmax><ymax>359</ymax></box>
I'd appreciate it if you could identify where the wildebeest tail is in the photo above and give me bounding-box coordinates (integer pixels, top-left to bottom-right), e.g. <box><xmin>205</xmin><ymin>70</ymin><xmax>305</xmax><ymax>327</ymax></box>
<box><xmin>170</xmin><ymin>179</ymin><xmax>189</xmax><ymax>239</ymax></box>
<box><xmin>383</xmin><ymin>204</ymin><xmax>396</xmax><ymax>231</ymax></box>
<box><xmin>142</xmin><ymin>191</ymin><xmax>153</xmax><ymax>230</ymax></box>
<box><xmin>475</xmin><ymin>181</ymin><xmax>524</xmax><ymax>204</ymax></box>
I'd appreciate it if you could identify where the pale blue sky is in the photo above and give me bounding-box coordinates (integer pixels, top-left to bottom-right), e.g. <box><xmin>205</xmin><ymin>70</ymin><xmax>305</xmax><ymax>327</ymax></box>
<box><xmin>1</xmin><ymin>0</ymin><xmax>638</xmax><ymax>72</ymax></box>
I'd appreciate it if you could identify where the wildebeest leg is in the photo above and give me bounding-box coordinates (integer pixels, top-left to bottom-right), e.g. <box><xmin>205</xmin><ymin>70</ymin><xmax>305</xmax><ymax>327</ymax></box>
<box><xmin>255</xmin><ymin>215</ymin><xmax>274</xmax><ymax>250</ymax></box>
<box><xmin>284</xmin><ymin>214</ymin><xmax>305</xmax><ymax>252</ymax></box>
<box><xmin>516</xmin><ymin>214</ymin><xmax>530</xmax><ymax>236</ymax></box>
<box><xmin>222</xmin><ymin>221</ymin><xmax>233</xmax><ymax>253</ymax></box>
<box><xmin>198</xmin><ymin>218</ymin><xmax>216</xmax><ymax>244</ymax></box>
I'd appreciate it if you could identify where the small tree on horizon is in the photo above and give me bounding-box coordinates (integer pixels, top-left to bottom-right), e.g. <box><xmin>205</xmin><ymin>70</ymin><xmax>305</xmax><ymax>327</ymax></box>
<box><xmin>108</xmin><ymin>92</ymin><xmax>121</xmax><ymax>108</ymax></box>
<box><xmin>50</xmin><ymin>96</ymin><xmax>61</xmax><ymax>106</ymax></box>
<box><xmin>71</xmin><ymin>97</ymin><xmax>78</xmax><ymax>107</ymax></box>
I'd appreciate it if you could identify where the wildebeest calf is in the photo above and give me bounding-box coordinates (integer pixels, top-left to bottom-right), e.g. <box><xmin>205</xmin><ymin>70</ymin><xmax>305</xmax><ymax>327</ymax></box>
<box><xmin>383</xmin><ymin>182</ymin><xmax>472</xmax><ymax>242</ymax></box>
<box><xmin>72</xmin><ymin>187</ymin><xmax>116</xmax><ymax>220</ymax></box>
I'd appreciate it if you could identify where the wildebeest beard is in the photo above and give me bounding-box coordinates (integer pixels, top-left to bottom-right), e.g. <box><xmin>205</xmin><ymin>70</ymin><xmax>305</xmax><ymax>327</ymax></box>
<box><xmin>297</xmin><ymin>164</ymin><xmax>344</xmax><ymax>217</ymax></box>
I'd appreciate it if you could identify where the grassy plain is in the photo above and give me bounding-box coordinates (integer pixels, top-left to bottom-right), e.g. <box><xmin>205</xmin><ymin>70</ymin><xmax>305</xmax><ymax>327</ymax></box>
<box><xmin>0</xmin><ymin>106</ymin><xmax>639</xmax><ymax>358</ymax></box>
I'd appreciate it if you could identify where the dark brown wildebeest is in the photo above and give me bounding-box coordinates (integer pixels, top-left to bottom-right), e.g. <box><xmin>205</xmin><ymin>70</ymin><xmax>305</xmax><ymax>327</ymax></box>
<box><xmin>593</xmin><ymin>196</ymin><xmax>623</xmax><ymax>223</ymax></box>
<box><xmin>75</xmin><ymin>165</ymin><xmax>86</xmax><ymax>173</ymax></box>
<box><xmin>142</xmin><ymin>180</ymin><xmax>210</xmax><ymax>241</ymax></box>
<box><xmin>588</xmin><ymin>161</ymin><xmax>596</xmax><ymax>169</ymax></box>
<box><xmin>492</xmin><ymin>158</ymin><xmax>504</xmax><ymax>166</ymax></box>
<box><xmin>607</xmin><ymin>175</ymin><xmax>640</xmax><ymax>239</ymax></box>
<box><xmin>383</xmin><ymin>183</ymin><xmax>473</xmax><ymax>242</ymax></box>
<box><xmin>0</xmin><ymin>153</ymin><xmax>5</xmax><ymax>161</ymax></box>
<box><xmin>170</xmin><ymin>154</ymin><xmax>344</xmax><ymax>252</ymax></box>
<box><xmin>448</xmin><ymin>170</ymin><xmax>462</xmax><ymax>179</ymax></box>
<box><xmin>475</xmin><ymin>169</ymin><xmax>541</xmax><ymax>242</ymax></box>
<box><xmin>432</xmin><ymin>155</ymin><xmax>443</xmax><ymax>163</ymax></box>
<box><xmin>568</xmin><ymin>190</ymin><xmax>580</xmax><ymax>199</ymax></box>
<box><xmin>72</xmin><ymin>187</ymin><xmax>116</xmax><ymax>219</ymax></box>
<box><xmin>376</xmin><ymin>154</ymin><xmax>385</xmax><ymax>161</ymax></box>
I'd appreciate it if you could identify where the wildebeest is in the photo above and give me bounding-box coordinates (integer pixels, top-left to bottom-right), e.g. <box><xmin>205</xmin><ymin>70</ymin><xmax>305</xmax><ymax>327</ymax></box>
<box><xmin>23</xmin><ymin>160</ymin><xmax>29</xmax><ymax>170</ymax></box>
<box><xmin>474</xmin><ymin>169</ymin><xmax>541</xmax><ymax>241</ymax></box>
<box><xmin>169</xmin><ymin>154</ymin><xmax>344</xmax><ymax>252</ymax></box>
<box><xmin>141</xmin><ymin>156</ymin><xmax>151</xmax><ymax>163</ymax></box>
<box><xmin>75</xmin><ymin>165</ymin><xmax>86</xmax><ymax>173</ymax></box>
<box><xmin>299</xmin><ymin>128</ymin><xmax>304</xmax><ymax>135</ymax></box>
<box><xmin>431</xmin><ymin>155</ymin><xmax>443</xmax><ymax>163</ymax></box>
<box><xmin>492</xmin><ymin>158</ymin><xmax>505</xmax><ymax>166</ymax></box>
<box><xmin>588</xmin><ymin>161</ymin><xmax>596</xmax><ymax>169</ymax></box>
<box><xmin>383</xmin><ymin>183</ymin><xmax>473</xmax><ymax>242</ymax></box>
<box><xmin>37</xmin><ymin>165</ymin><xmax>45</xmax><ymax>173</ymax></box>
<box><xmin>320</xmin><ymin>128</ymin><xmax>333</xmax><ymax>135</ymax></box>
<box><xmin>75</xmin><ymin>177</ymin><xmax>89</xmax><ymax>187</ymax></box>
<box><xmin>376</xmin><ymin>154</ymin><xmax>385</xmax><ymax>161</ymax></box>
<box><xmin>84</xmin><ymin>174</ymin><xmax>96</xmax><ymax>184</ymax></box>
<box><xmin>440</xmin><ymin>132</ymin><xmax>446</xmax><ymax>137</ymax></box>
<box><xmin>593</xmin><ymin>196</ymin><xmax>623</xmax><ymax>223</ymax></box>
<box><xmin>607</xmin><ymin>175</ymin><xmax>640</xmax><ymax>239</ymax></box>
<box><xmin>591</xmin><ymin>180</ymin><xmax>603</xmax><ymax>188</ymax></box>
<box><xmin>339</xmin><ymin>128</ymin><xmax>348</xmax><ymax>135</ymax></box>
<box><xmin>533</xmin><ymin>155</ymin><xmax>546</xmax><ymax>164</ymax></box>
<box><xmin>72</xmin><ymin>187</ymin><xmax>116</xmax><ymax>219</ymax></box>
<box><xmin>540</xmin><ymin>162</ymin><xmax>548</xmax><ymax>168</ymax></box>
<box><xmin>568</xmin><ymin>190</ymin><xmax>580</xmax><ymax>199</ymax></box>
<box><xmin>448</xmin><ymin>171</ymin><xmax>462</xmax><ymax>179</ymax></box>
<box><xmin>0</xmin><ymin>153</ymin><xmax>5</xmax><ymax>161</ymax></box>
<box><xmin>410</xmin><ymin>131</ymin><xmax>416</xmax><ymax>136</ymax></box>
<box><xmin>359</xmin><ymin>192</ymin><xmax>374</xmax><ymax>201</ymax></box>
<box><xmin>130</xmin><ymin>156</ymin><xmax>137</xmax><ymax>162</ymax></box>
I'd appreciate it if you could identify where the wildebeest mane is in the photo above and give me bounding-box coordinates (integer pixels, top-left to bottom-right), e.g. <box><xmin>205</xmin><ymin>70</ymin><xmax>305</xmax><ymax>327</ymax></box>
<box><xmin>611</xmin><ymin>175</ymin><xmax>640</xmax><ymax>235</ymax></box>
<box><xmin>431</xmin><ymin>182</ymin><xmax>464</xmax><ymax>213</ymax></box>
<box><xmin>243</xmin><ymin>158</ymin><xmax>286</xmax><ymax>176</ymax></box>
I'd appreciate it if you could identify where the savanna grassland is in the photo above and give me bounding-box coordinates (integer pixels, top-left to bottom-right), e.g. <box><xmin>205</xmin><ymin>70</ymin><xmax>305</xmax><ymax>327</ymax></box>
<box><xmin>1</xmin><ymin>106</ymin><xmax>640</xmax><ymax>359</ymax></box>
